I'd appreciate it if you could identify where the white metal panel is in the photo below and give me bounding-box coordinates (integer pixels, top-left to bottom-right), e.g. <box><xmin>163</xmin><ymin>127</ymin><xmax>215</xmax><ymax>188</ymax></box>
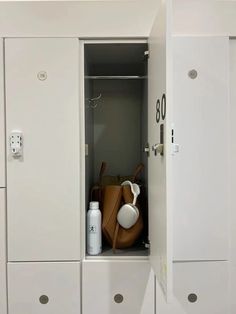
<box><xmin>82</xmin><ymin>260</ymin><xmax>155</xmax><ymax>314</ymax></box>
<box><xmin>148</xmin><ymin>0</ymin><xmax>172</xmax><ymax>299</ymax></box>
<box><xmin>0</xmin><ymin>189</ymin><xmax>7</xmax><ymax>314</ymax></box>
<box><xmin>172</xmin><ymin>36</ymin><xmax>230</xmax><ymax>261</ymax></box>
<box><xmin>8</xmin><ymin>262</ymin><xmax>80</xmax><ymax>314</ymax></box>
<box><xmin>0</xmin><ymin>39</ymin><xmax>5</xmax><ymax>188</ymax></box>
<box><xmin>173</xmin><ymin>261</ymin><xmax>229</xmax><ymax>314</ymax></box>
<box><xmin>0</xmin><ymin>2</ymin><xmax>158</xmax><ymax>38</ymax></box>
<box><xmin>5</xmin><ymin>38</ymin><xmax>80</xmax><ymax>261</ymax></box>
<box><xmin>173</xmin><ymin>1</ymin><xmax>236</xmax><ymax>37</ymax></box>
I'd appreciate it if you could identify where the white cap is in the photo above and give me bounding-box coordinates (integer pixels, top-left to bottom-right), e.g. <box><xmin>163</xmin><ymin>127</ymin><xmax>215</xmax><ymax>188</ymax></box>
<box><xmin>89</xmin><ymin>201</ymin><xmax>99</xmax><ymax>210</ymax></box>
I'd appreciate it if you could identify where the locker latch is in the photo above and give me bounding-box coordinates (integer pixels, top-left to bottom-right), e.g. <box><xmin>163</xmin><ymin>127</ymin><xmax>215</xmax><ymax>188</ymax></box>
<box><xmin>152</xmin><ymin>123</ymin><xmax>164</xmax><ymax>156</ymax></box>
<box><xmin>152</xmin><ymin>143</ymin><xmax>164</xmax><ymax>156</ymax></box>
<box><xmin>171</xmin><ymin>125</ymin><xmax>179</xmax><ymax>155</ymax></box>
<box><xmin>10</xmin><ymin>131</ymin><xmax>23</xmax><ymax>158</ymax></box>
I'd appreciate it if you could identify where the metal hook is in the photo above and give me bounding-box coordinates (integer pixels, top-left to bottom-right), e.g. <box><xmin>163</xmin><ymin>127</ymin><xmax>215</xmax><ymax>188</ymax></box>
<box><xmin>90</xmin><ymin>94</ymin><xmax>102</xmax><ymax>102</ymax></box>
<box><xmin>86</xmin><ymin>94</ymin><xmax>102</xmax><ymax>109</ymax></box>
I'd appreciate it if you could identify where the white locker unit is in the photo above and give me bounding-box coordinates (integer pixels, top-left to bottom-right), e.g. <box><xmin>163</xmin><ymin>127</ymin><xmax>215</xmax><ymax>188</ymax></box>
<box><xmin>0</xmin><ymin>3</ymin><xmax>232</xmax><ymax>314</ymax></box>
<box><xmin>172</xmin><ymin>36</ymin><xmax>230</xmax><ymax>261</ymax></box>
<box><xmin>5</xmin><ymin>38</ymin><xmax>80</xmax><ymax>262</ymax></box>
<box><xmin>173</xmin><ymin>261</ymin><xmax>229</xmax><ymax>314</ymax></box>
<box><xmin>7</xmin><ymin>262</ymin><xmax>81</xmax><ymax>314</ymax></box>
<box><xmin>0</xmin><ymin>39</ymin><xmax>5</xmax><ymax>187</ymax></box>
<box><xmin>82</xmin><ymin>261</ymin><xmax>155</xmax><ymax>314</ymax></box>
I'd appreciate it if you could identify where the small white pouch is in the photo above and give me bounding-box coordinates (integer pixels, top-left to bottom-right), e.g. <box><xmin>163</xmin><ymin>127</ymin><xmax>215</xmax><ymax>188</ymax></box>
<box><xmin>117</xmin><ymin>181</ymin><xmax>140</xmax><ymax>229</ymax></box>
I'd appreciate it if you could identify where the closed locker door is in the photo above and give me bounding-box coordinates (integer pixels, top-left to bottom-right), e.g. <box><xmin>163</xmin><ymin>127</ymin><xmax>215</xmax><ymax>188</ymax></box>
<box><xmin>5</xmin><ymin>38</ymin><xmax>80</xmax><ymax>261</ymax></box>
<box><xmin>0</xmin><ymin>39</ymin><xmax>5</xmax><ymax>188</ymax></box>
<box><xmin>172</xmin><ymin>36</ymin><xmax>230</xmax><ymax>261</ymax></box>
<box><xmin>8</xmin><ymin>262</ymin><xmax>81</xmax><ymax>314</ymax></box>
<box><xmin>82</xmin><ymin>260</ymin><xmax>155</xmax><ymax>314</ymax></box>
<box><xmin>173</xmin><ymin>261</ymin><xmax>229</xmax><ymax>314</ymax></box>
<box><xmin>0</xmin><ymin>189</ymin><xmax>7</xmax><ymax>314</ymax></box>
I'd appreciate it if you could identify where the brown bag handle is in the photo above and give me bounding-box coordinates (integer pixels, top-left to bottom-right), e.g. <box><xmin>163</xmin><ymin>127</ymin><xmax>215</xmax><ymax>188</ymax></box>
<box><xmin>90</xmin><ymin>161</ymin><xmax>107</xmax><ymax>202</ymax></box>
<box><xmin>133</xmin><ymin>163</ymin><xmax>144</xmax><ymax>182</ymax></box>
<box><xmin>99</xmin><ymin>161</ymin><xmax>107</xmax><ymax>185</ymax></box>
<box><xmin>112</xmin><ymin>222</ymin><xmax>120</xmax><ymax>253</ymax></box>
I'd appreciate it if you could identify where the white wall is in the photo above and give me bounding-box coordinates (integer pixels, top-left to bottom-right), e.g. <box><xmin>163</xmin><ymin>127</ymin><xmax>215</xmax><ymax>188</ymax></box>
<box><xmin>0</xmin><ymin>1</ymin><xmax>157</xmax><ymax>38</ymax></box>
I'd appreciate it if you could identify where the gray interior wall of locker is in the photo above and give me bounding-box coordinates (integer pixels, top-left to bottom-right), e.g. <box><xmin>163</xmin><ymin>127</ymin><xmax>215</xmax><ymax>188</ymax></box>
<box><xmin>93</xmin><ymin>79</ymin><xmax>142</xmax><ymax>179</ymax></box>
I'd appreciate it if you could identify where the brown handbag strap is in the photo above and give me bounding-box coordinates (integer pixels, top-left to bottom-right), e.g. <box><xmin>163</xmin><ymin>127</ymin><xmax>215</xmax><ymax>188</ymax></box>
<box><xmin>133</xmin><ymin>163</ymin><xmax>144</xmax><ymax>182</ymax></box>
<box><xmin>99</xmin><ymin>161</ymin><xmax>107</xmax><ymax>185</ymax></box>
<box><xmin>112</xmin><ymin>222</ymin><xmax>120</xmax><ymax>253</ymax></box>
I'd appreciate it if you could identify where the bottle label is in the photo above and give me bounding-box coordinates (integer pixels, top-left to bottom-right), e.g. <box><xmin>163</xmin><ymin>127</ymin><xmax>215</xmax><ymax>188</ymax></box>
<box><xmin>89</xmin><ymin>225</ymin><xmax>96</xmax><ymax>233</ymax></box>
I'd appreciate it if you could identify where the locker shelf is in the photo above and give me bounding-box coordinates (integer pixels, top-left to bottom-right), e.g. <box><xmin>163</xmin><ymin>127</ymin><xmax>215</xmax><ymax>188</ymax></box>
<box><xmin>86</xmin><ymin>244</ymin><xmax>149</xmax><ymax>260</ymax></box>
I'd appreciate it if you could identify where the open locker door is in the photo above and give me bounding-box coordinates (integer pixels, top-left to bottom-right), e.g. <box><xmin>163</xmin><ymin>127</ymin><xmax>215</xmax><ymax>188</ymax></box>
<box><xmin>148</xmin><ymin>1</ymin><xmax>172</xmax><ymax>301</ymax></box>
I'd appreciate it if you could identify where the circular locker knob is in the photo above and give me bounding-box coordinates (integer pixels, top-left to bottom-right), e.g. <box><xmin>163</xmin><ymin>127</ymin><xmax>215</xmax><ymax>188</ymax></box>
<box><xmin>188</xmin><ymin>293</ymin><xmax>198</xmax><ymax>303</ymax></box>
<box><xmin>188</xmin><ymin>69</ymin><xmax>198</xmax><ymax>79</ymax></box>
<box><xmin>39</xmin><ymin>295</ymin><xmax>49</xmax><ymax>304</ymax></box>
<box><xmin>37</xmin><ymin>71</ymin><xmax>47</xmax><ymax>81</ymax></box>
<box><xmin>114</xmin><ymin>294</ymin><xmax>124</xmax><ymax>304</ymax></box>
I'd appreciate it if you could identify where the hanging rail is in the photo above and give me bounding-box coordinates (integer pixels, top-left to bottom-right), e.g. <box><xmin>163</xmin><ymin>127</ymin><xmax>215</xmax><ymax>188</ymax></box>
<box><xmin>85</xmin><ymin>75</ymin><xmax>146</xmax><ymax>80</ymax></box>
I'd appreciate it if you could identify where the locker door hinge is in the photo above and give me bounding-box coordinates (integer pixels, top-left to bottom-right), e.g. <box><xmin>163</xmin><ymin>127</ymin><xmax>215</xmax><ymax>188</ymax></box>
<box><xmin>144</xmin><ymin>143</ymin><xmax>150</xmax><ymax>156</ymax></box>
<box><xmin>144</xmin><ymin>239</ymin><xmax>150</xmax><ymax>249</ymax></box>
<box><xmin>171</xmin><ymin>124</ymin><xmax>179</xmax><ymax>155</ymax></box>
<box><xmin>144</xmin><ymin>50</ymin><xmax>149</xmax><ymax>59</ymax></box>
<box><xmin>85</xmin><ymin>144</ymin><xmax>89</xmax><ymax>156</ymax></box>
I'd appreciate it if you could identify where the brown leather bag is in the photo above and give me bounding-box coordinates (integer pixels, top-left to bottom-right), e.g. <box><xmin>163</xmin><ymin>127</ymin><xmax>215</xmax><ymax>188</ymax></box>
<box><xmin>102</xmin><ymin>184</ymin><xmax>143</xmax><ymax>250</ymax></box>
<box><xmin>90</xmin><ymin>161</ymin><xmax>144</xmax><ymax>206</ymax></box>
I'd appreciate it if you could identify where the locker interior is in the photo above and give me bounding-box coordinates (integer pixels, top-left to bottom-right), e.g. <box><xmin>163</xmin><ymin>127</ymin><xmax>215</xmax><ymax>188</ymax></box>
<box><xmin>84</xmin><ymin>42</ymin><xmax>150</xmax><ymax>256</ymax></box>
